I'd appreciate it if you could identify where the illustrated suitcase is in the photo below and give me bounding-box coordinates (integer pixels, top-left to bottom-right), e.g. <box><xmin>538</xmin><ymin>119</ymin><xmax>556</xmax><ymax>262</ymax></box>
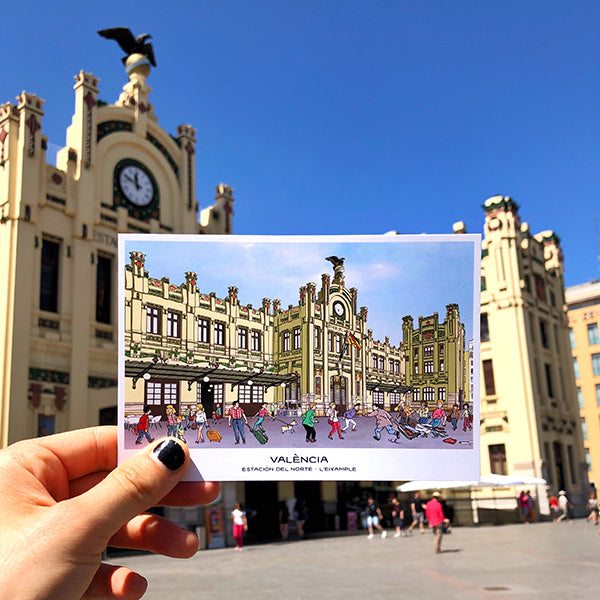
<box><xmin>250</xmin><ymin>426</ymin><xmax>268</xmax><ymax>445</ymax></box>
<box><xmin>206</xmin><ymin>427</ymin><xmax>222</xmax><ymax>443</ymax></box>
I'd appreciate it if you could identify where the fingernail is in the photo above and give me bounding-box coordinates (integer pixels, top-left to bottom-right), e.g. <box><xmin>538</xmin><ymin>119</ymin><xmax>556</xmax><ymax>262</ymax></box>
<box><xmin>152</xmin><ymin>439</ymin><xmax>185</xmax><ymax>471</ymax></box>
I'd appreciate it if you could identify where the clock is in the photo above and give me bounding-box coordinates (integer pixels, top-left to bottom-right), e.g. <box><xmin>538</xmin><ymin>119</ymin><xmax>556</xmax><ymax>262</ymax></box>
<box><xmin>118</xmin><ymin>164</ymin><xmax>155</xmax><ymax>207</ymax></box>
<box><xmin>332</xmin><ymin>301</ymin><xmax>345</xmax><ymax>318</ymax></box>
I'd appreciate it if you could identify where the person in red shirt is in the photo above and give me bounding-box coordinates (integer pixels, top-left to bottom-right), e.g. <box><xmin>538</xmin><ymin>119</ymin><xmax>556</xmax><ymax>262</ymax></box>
<box><xmin>134</xmin><ymin>405</ymin><xmax>155</xmax><ymax>445</ymax></box>
<box><xmin>228</xmin><ymin>401</ymin><xmax>248</xmax><ymax>444</ymax></box>
<box><xmin>425</xmin><ymin>491</ymin><xmax>449</xmax><ymax>553</ymax></box>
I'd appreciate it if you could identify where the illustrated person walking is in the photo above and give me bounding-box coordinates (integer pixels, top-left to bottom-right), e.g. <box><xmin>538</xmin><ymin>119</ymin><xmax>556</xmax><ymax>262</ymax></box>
<box><xmin>231</xmin><ymin>503</ymin><xmax>248</xmax><ymax>551</ymax></box>
<box><xmin>228</xmin><ymin>400</ymin><xmax>248</xmax><ymax>444</ymax></box>
<box><xmin>342</xmin><ymin>403</ymin><xmax>360</xmax><ymax>432</ymax></box>
<box><xmin>166</xmin><ymin>405</ymin><xmax>177</xmax><ymax>437</ymax></box>
<box><xmin>327</xmin><ymin>402</ymin><xmax>344</xmax><ymax>439</ymax></box>
<box><xmin>252</xmin><ymin>403</ymin><xmax>271</xmax><ymax>434</ymax></box>
<box><xmin>134</xmin><ymin>405</ymin><xmax>155</xmax><ymax>445</ymax></box>
<box><xmin>365</xmin><ymin>497</ymin><xmax>387</xmax><ymax>539</ymax></box>
<box><xmin>425</xmin><ymin>491</ymin><xmax>450</xmax><ymax>553</ymax></box>
<box><xmin>302</xmin><ymin>402</ymin><xmax>317</xmax><ymax>443</ymax></box>
<box><xmin>367</xmin><ymin>405</ymin><xmax>398</xmax><ymax>441</ymax></box>
<box><xmin>194</xmin><ymin>403</ymin><xmax>207</xmax><ymax>444</ymax></box>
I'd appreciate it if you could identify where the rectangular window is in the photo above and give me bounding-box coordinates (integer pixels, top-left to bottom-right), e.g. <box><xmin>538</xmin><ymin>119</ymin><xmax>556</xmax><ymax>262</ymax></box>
<box><xmin>389</xmin><ymin>359</ymin><xmax>394</xmax><ymax>372</ymax></box>
<box><xmin>424</xmin><ymin>345</ymin><xmax>434</xmax><ymax>357</ymax></box>
<box><xmin>372</xmin><ymin>390</ymin><xmax>384</xmax><ymax>404</ymax></box>
<box><xmin>294</xmin><ymin>328</ymin><xmax>301</xmax><ymax>350</ymax></box>
<box><xmin>544</xmin><ymin>363</ymin><xmax>554</xmax><ymax>398</ymax></box>
<box><xmin>439</xmin><ymin>344</ymin><xmax>444</xmax><ymax>356</ymax></box>
<box><xmin>166</xmin><ymin>312</ymin><xmax>181</xmax><ymax>338</ymax></box>
<box><xmin>414</xmin><ymin>362</ymin><xmax>419</xmax><ymax>375</ymax></box>
<box><xmin>379</xmin><ymin>356</ymin><xmax>385</xmax><ymax>370</ymax></box>
<box><xmin>414</xmin><ymin>348</ymin><xmax>419</xmax><ymax>358</ymax></box>
<box><xmin>198</xmin><ymin>318</ymin><xmax>209</xmax><ymax>343</ymax></box>
<box><xmin>40</xmin><ymin>238</ymin><xmax>60</xmax><ymax>312</ymax></box>
<box><xmin>237</xmin><ymin>384</ymin><xmax>264</xmax><ymax>404</ymax></box>
<box><xmin>439</xmin><ymin>360</ymin><xmax>445</xmax><ymax>372</ymax></box>
<box><xmin>593</xmin><ymin>353</ymin><xmax>600</xmax><ymax>377</ymax></box>
<box><xmin>596</xmin><ymin>384</ymin><xmax>600</xmax><ymax>407</ymax></box>
<box><xmin>424</xmin><ymin>361</ymin><xmax>434</xmax><ymax>374</ymax></box>
<box><xmin>540</xmin><ymin>320</ymin><xmax>549</xmax><ymax>349</ymax></box>
<box><xmin>438</xmin><ymin>387</ymin><xmax>446</xmax><ymax>401</ymax></box>
<box><xmin>482</xmin><ymin>359</ymin><xmax>496</xmax><ymax>396</ymax></box>
<box><xmin>581</xmin><ymin>417</ymin><xmax>588</xmax><ymax>440</ymax></box>
<box><xmin>588</xmin><ymin>323</ymin><xmax>600</xmax><ymax>345</ymax></box>
<box><xmin>423</xmin><ymin>387</ymin><xmax>435</xmax><ymax>402</ymax></box>
<box><xmin>144</xmin><ymin>380</ymin><xmax>179</xmax><ymax>407</ymax></box>
<box><xmin>214</xmin><ymin>322</ymin><xmax>225</xmax><ymax>346</ymax></box>
<box><xmin>585</xmin><ymin>448</ymin><xmax>592</xmax><ymax>472</ymax></box>
<box><xmin>335</xmin><ymin>335</ymin><xmax>341</xmax><ymax>354</ymax></box>
<box><xmin>569</xmin><ymin>328</ymin><xmax>575</xmax><ymax>349</ymax></box>
<box><xmin>573</xmin><ymin>357</ymin><xmax>580</xmax><ymax>379</ymax></box>
<box><xmin>577</xmin><ymin>387</ymin><xmax>584</xmax><ymax>410</ymax></box>
<box><xmin>283</xmin><ymin>331</ymin><xmax>290</xmax><ymax>352</ymax></box>
<box><xmin>413</xmin><ymin>388</ymin><xmax>420</xmax><ymax>403</ymax></box>
<box><xmin>314</xmin><ymin>327</ymin><xmax>321</xmax><ymax>350</ymax></box>
<box><xmin>96</xmin><ymin>254</ymin><xmax>112</xmax><ymax>324</ymax></box>
<box><xmin>251</xmin><ymin>330</ymin><xmax>261</xmax><ymax>351</ymax></box>
<box><xmin>328</xmin><ymin>332</ymin><xmax>333</xmax><ymax>352</ymax></box>
<box><xmin>238</xmin><ymin>328</ymin><xmax>248</xmax><ymax>349</ymax></box>
<box><xmin>146</xmin><ymin>306</ymin><xmax>161</xmax><ymax>334</ymax></box>
<box><xmin>481</xmin><ymin>313</ymin><xmax>490</xmax><ymax>343</ymax></box>
<box><xmin>489</xmin><ymin>444</ymin><xmax>507</xmax><ymax>475</ymax></box>
<box><xmin>395</xmin><ymin>360</ymin><xmax>400</xmax><ymax>373</ymax></box>
<box><xmin>534</xmin><ymin>273</ymin><xmax>546</xmax><ymax>302</ymax></box>
<box><xmin>373</xmin><ymin>355</ymin><xmax>378</xmax><ymax>369</ymax></box>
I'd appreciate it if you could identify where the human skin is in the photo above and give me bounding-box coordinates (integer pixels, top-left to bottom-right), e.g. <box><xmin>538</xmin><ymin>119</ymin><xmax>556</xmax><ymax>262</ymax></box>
<box><xmin>0</xmin><ymin>426</ymin><xmax>219</xmax><ymax>600</ymax></box>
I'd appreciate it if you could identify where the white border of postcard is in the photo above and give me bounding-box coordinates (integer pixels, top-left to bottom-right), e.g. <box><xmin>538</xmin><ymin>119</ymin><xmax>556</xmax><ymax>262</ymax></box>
<box><xmin>119</xmin><ymin>234</ymin><xmax>481</xmax><ymax>481</ymax></box>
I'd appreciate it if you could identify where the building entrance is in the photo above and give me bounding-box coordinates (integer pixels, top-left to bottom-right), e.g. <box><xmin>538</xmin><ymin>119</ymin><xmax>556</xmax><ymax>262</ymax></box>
<box><xmin>330</xmin><ymin>376</ymin><xmax>347</xmax><ymax>408</ymax></box>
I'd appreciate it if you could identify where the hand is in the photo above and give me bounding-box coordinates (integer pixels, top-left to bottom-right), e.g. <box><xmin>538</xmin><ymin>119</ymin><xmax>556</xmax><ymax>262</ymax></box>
<box><xmin>0</xmin><ymin>426</ymin><xmax>219</xmax><ymax>600</ymax></box>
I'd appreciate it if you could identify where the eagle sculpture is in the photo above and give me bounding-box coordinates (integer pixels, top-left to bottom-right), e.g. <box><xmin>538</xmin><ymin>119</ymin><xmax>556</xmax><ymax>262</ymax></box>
<box><xmin>325</xmin><ymin>256</ymin><xmax>345</xmax><ymax>269</ymax></box>
<box><xmin>97</xmin><ymin>28</ymin><xmax>157</xmax><ymax>67</ymax></box>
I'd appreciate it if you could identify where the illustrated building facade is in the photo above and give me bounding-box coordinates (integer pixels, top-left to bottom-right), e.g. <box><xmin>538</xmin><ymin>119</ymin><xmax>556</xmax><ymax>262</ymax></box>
<box><xmin>0</xmin><ymin>61</ymin><xmax>233</xmax><ymax>447</ymax></box>
<box><xmin>566</xmin><ymin>280</ymin><xmax>600</xmax><ymax>486</ymax></box>
<box><xmin>124</xmin><ymin>250</ymin><xmax>467</xmax><ymax>420</ymax></box>
<box><xmin>464</xmin><ymin>195</ymin><xmax>588</xmax><ymax>512</ymax></box>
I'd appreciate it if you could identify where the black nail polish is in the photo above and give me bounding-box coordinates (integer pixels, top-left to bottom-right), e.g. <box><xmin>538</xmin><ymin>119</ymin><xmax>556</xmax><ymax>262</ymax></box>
<box><xmin>153</xmin><ymin>439</ymin><xmax>185</xmax><ymax>471</ymax></box>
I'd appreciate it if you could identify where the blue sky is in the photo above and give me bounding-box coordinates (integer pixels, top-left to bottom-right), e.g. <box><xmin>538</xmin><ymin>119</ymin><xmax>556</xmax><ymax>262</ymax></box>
<box><xmin>125</xmin><ymin>235</ymin><xmax>477</xmax><ymax>345</ymax></box>
<box><xmin>2</xmin><ymin>1</ymin><xmax>598</xmax><ymax>287</ymax></box>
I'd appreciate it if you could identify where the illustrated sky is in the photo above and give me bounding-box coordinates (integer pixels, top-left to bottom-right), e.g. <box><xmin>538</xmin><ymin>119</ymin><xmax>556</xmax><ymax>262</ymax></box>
<box><xmin>125</xmin><ymin>235</ymin><xmax>478</xmax><ymax>345</ymax></box>
<box><xmin>1</xmin><ymin>1</ymin><xmax>598</xmax><ymax>287</ymax></box>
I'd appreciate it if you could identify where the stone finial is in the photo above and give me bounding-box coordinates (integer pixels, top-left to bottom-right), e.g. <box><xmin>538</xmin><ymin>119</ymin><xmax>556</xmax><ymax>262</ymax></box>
<box><xmin>185</xmin><ymin>271</ymin><xmax>197</xmax><ymax>287</ymax></box>
<box><xmin>453</xmin><ymin>221</ymin><xmax>467</xmax><ymax>234</ymax></box>
<box><xmin>130</xmin><ymin>251</ymin><xmax>146</xmax><ymax>273</ymax></box>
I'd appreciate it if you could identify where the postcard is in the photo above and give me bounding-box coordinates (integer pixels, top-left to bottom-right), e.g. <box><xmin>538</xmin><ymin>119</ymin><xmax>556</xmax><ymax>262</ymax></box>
<box><xmin>118</xmin><ymin>234</ymin><xmax>481</xmax><ymax>481</ymax></box>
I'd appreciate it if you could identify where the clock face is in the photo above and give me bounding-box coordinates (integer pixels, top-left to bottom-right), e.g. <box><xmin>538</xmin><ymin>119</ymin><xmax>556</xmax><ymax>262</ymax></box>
<box><xmin>118</xmin><ymin>164</ymin><xmax>155</xmax><ymax>207</ymax></box>
<box><xmin>332</xmin><ymin>301</ymin><xmax>345</xmax><ymax>318</ymax></box>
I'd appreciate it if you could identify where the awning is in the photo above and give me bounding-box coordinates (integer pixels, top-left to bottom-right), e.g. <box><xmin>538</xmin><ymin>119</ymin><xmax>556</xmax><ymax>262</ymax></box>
<box><xmin>125</xmin><ymin>359</ymin><xmax>298</xmax><ymax>391</ymax></box>
<box><xmin>365</xmin><ymin>381</ymin><xmax>412</xmax><ymax>394</ymax></box>
<box><xmin>396</xmin><ymin>474</ymin><xmax>547</xmax><ymax>492</ymax></box>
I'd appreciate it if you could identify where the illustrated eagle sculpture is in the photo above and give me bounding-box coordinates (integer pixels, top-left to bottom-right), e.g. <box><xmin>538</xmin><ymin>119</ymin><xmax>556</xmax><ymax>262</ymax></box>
<box><xmin>97</xmin><ymin>27</ymin><xmax>157</xmax><ymax>67</ymax></box>
<box><xmin>325</xmin><ymin>256</ymin><xmax>345</xmax><ymax>269</ymax></box>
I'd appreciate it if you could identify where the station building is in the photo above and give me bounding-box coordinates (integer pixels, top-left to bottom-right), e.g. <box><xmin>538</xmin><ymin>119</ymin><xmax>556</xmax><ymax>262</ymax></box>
<box><xmin>0</xmin><ymin>59</ymin><xmax>232</xmax><ymax>447</ymax></box>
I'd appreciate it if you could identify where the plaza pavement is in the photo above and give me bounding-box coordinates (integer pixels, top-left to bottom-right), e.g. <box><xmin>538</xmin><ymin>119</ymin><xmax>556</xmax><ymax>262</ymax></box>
<box><xmin>115</xmin><ymin>519</ymin><xmax>599</xmax><ymax>599</ymax></box>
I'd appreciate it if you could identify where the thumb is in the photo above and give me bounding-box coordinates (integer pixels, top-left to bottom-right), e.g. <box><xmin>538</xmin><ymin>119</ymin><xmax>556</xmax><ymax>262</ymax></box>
<box><xmin>70</xmin><ymin>438</ymin><xmax>189</xmax><ymax>539</ymax></box>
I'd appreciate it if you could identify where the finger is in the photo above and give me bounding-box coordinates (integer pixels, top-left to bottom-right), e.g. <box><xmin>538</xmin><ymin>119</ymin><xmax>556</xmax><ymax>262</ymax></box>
<box><xmin>108</xmin><ymin>513</ymin><xmax>199</xmax><ymax>557</ymax></box>
<box><xmin>83</xmin><ymin>563</ymin><xmax>147</xmax><ymax>600</ymax></box>
<box><xmin>70</xmin><ymin>438</ymin><xmax>189</xmax><ymax>540</ymax></box>
<box><xmin>12</xmin><ymin>426</ymin><xmax>117</xmax><ymax>482</ymax></box>
<box><xmin>70</xmin><ymin>473</ymin><xmax>220</xmax><ymax>507</ymax></box>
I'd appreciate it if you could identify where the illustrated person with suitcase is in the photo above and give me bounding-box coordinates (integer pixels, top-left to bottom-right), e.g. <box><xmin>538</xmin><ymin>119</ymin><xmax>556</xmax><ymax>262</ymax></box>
<box><xmin>252</xmin><ymin>403</ymin><xmax>272</xmax><ymax>434</ymax></box>
<box><xmin>194</xmin><ymin>403</ymin><xmax>207</xmax><ymax>444</ymax></box>
<box><xmin>228</xmin><ymin>400</ymin><xmax>248</xmax><ymax>445</ymax></box>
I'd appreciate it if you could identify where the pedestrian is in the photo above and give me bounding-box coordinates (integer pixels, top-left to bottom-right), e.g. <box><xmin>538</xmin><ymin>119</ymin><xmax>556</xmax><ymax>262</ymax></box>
<box><xmin>518</xmin><ymin>490</ymin><xmax>531</xmax><ymax>524</ymax></box>
<box><xmin>231</xmin><ymin>502</ymin><xmax>248</xmax><ymax>551</ymax></box>
<box><xmin>175</xmin><ymin>416</ymin><xmax>187</xmax><ymax>444</ymax></box>
<box><xmin>408</xmin><ymin>491</ymin><xmax>426</xmax><ymax>534</ymax></box>
<box><xmin>278</xmin><ymin>500</ymin><xmax>290</xmax><ymax>540</ymax></box>
<box><xmin>430</xmin><ymin>400</ymin><xmax>447</xmax><ymax>428</ymax></box>
<box><xmin>301</xmin><ymin>402</ymin><xmax>317</xmax><ymax>443</ymax></box>
<box><xmin>447</xmin><ymin>401</ymin><xmax>460</xmax><ymax>431</ymax></box>
<box><xmin>391</xmin><ymin>497</ymin><xmax>405</xmax><ymax>537</ymax></box>
<box><xmin>228</xmin><ymin>400</ymin><xmax>248</xmax><ymax>444</ymax></box>
<box><xmin>327</xmin><ymin>402</ymin><xmax>344</xmax><ymax>439</ymax></box>
<box><xmin>586</xmin><ymin>491</ymin><xmax>598</xmax><ymax>525</ymax></box>
<box><xmin>183</xmin><ymin>405</ymin><xmax>191</xmax><ymax>430</ymax></box>
<box><xmin>342</xmin><ymin>403</ymin><xmax>360</xmax><ymax>432</ymax></box>
<box><xmin>133</xmin><ymin>405</ymin><xmax>155</xmax><ymax>445</ymax></box>
<box><xmin>365</xmin><ymin>497</ymin><xmax>387</xmax><ymax>539</ymax></box>
<box><xmin>556</xmin><ymin>490</ymin><xmax>573</xmax><ymax>523</ymax></box>
<box><xmin>295</xmin><ymin>499</ymin><xmax>309</xmax><ymax>539</ymax></box>
<box><xmin>425</xmin><ymin>491</ymin><xmax>450</xmax><ymax>553</ymax></box>
<box><xmin>194</xmin><ymin>403</ymin><xmax>207</xmax><ymax>444</ymax></box>
<box><xmin>460</xmin><ymin>402</ymin><xmax>472</xmax><ymax>431</ymax></box>
<box><xmin>549</xmin><ymin>493</ymin><xmax>559</xmax><ymax>521</ymax></box>
<box><xmin>252</xmin><ymin>403</ymin><xmax>270</xmax><ymax>433</ymax></box>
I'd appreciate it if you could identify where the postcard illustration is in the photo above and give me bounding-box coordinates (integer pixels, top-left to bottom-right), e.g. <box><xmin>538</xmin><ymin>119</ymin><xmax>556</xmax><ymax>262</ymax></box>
<box><xmin>119</xmin><ymin>234</ymin><xmax>481</xmax><ymax>481</ymax></box>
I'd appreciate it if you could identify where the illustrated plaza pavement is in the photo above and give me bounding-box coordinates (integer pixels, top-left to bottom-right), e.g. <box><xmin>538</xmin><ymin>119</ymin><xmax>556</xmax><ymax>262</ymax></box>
<box><xmin>115</xmin><ymin>520</ymin><xmax>599</xmax><ymax>599</ymax></box>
